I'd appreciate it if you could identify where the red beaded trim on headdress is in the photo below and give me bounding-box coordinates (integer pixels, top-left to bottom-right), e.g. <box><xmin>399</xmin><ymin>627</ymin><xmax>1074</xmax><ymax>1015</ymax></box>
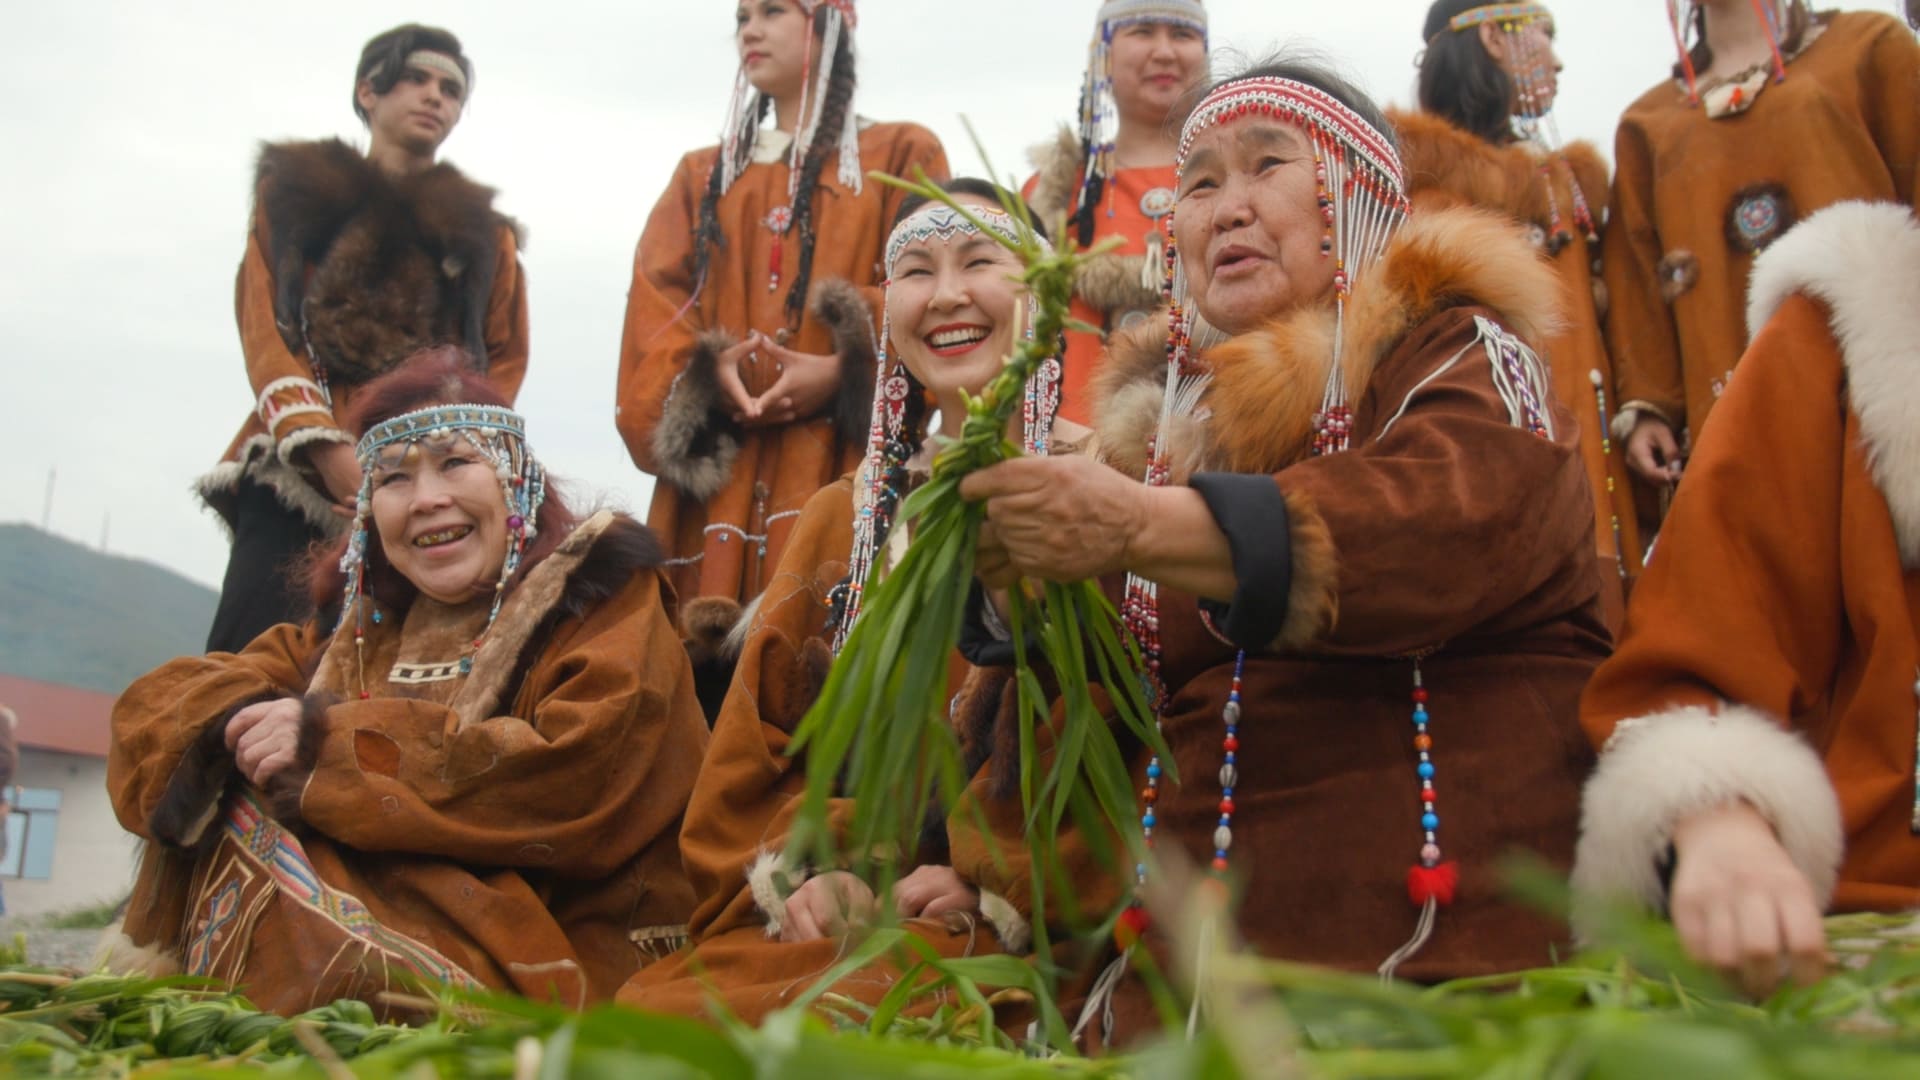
<box><xmin>1177</xmin><ymin>77</ymin><xmax>1406</xmax><ymax>197</ymax></box>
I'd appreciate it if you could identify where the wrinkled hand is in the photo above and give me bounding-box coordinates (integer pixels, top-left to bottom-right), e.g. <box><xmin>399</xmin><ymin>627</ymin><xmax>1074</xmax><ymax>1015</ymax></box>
<box><xmin>780</xmin><ymin>870</ymin><xmax>878</xmax><ymax>943</ymax></box>
<box><xmin>1625</xmin><ymin>414</ymin><xmax>1683</xmax><ymax>486</ymax></box>
<box><xmin>961</xmin><ymin>456</ymin><xmax>1143</xmax><ymax>588</ymax></box>
<box><xmin>305</xmin><ymin>439</ymin><xmax>362</xmax><ymax>519</ymax></box>
<box><xmin>744</xmin><ymin>340</ymin><xmax>843</xmax><ymax>429</ymax></box>
<box><xmin>892</xmin><ymin>864</ymin><xmax>979</xmax><ymax>920</ymax></box>
<box><xmin>224</xmin><ymin>698</ymin><xmax>306</xmax><ymax>788</ymax></box>
<box><xmin>713</xmin><ymin>336</ymin><xmax>764</xmax><ymax>425</ymax></box>
<box><xmin>1670</xmin><ymin>800</ymin><xmax>1829</xmax><ymax>998</ymax></box>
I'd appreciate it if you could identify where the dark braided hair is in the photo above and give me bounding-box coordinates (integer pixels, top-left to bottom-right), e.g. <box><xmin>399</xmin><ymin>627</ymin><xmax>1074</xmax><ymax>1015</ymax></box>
<box><xmin>1071</xmin><ymin>79</ymin><xmax>1106</xmax><ymax>248</ymax></box>
<box><xmin>691</xmin><ymin>96</ymin><xmax>771</xmax><ymax>297</ymax></box>
<box><xmin>782</xmin><ymin>10</ymin><xmax>859</xmax><ymax>326</ymax></box>
<box><xmin>687</xmin><ymin>7</ymin><xmax>856</xmax><ymax>327</ymax></box>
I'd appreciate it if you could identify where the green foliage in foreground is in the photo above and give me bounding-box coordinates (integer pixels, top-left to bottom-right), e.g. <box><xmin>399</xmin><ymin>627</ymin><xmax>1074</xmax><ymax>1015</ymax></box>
<box><xmin>2</xmin><ymin>909</ymin><xmax>1918</xmax><ymax>1078</ymax></box>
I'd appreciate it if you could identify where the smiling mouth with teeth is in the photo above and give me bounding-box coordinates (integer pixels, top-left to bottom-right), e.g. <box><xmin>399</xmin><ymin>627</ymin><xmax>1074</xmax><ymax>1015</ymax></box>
<box><xmin>926</xmin><ymin>327</ymin><xmax>990</xmax><ymax>351</ymax></box>
<box><xmin>413</xmin><ymin>526</ymin><xmax>473</xmax><ymax>548</ymax></box>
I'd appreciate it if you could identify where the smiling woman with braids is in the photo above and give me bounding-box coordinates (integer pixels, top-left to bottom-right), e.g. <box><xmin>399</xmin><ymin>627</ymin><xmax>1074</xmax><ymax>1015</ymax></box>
<box><xmin>618</xmin><ymin>180</ymin><xmax>1088</xmax><ymax>1025</ymax></box>
<box><xmin>615</xmin><ymin>0</ymin><xmax>946</xmax><ymax>699</ymax></box>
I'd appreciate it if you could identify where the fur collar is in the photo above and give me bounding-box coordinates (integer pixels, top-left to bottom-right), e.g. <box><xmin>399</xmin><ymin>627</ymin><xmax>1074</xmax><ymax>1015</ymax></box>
<box><xmin>255</xmin><ymin>138</ymin><xmax>517</xmax><ymax>383</ymax></box>
<box><xmin>1390</xmin><ymin>109</ymin><xmax>1609</xmax><ymax>229</ymax></box>
<box><xmin>309</xmin><ymin>511</ymin><xmax>665</xmax><ymax>730</ymax></box>
<box><xmin>1747</xmin><ymin>201</ymin><xmax>1920</xmax><ymax>567</ymax></box>
<box><xmin>1095</xmin><ymin>206</ymin><xmax>1562</xmax><ymax>478</ymax></box>
<box><xmin>1025</xmin><ymin>126</ymin><xmax>1084</xmax><ymax>228</ymax></box>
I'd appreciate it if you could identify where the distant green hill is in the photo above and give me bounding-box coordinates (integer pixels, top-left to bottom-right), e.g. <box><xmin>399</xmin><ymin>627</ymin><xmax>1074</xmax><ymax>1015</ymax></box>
<box><xmin>0</xmin><ymin>524</ymin><xmax>217</xmax><ymax>696</ymax></box>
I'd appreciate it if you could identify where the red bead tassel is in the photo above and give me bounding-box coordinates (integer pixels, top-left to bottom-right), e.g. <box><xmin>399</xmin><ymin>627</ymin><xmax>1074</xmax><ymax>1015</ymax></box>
<box><xmin>1407</xmin><ymin>860</ymin><xmax>1459</xmax><ymax>907</ymax></box>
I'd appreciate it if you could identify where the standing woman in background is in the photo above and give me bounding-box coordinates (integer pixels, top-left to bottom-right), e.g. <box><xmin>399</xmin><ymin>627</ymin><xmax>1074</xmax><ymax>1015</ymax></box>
<box><xmin>1025</xmin><ymin>1</ymin><xmax>1208</xmax><ymax>425</ymax></box>
<box><xmin>1603</xmin><ymin>0</ymin><xmax>1918</xmax><ymax>496</ymax></box>
<box><xmin>1396</xmin><ymin>2</ymin><xmax>1640</xmax><ymax>625</ymax></box>
<box><xmin>615</xmin><ymin>0</ymin><xmax>947</xmax><ymax>679</ymax></box>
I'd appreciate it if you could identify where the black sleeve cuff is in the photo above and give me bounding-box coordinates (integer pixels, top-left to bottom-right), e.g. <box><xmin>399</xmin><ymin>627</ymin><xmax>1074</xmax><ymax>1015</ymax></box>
<box><xmin>1188</xmin><ymin>472</ymin><xmax>1294</xmax><ymax>652</ymax></box>
<box><xmin>958</xmin><ymin>581</ymin><xmax>1021</xmax><ymax>668</ymax></box>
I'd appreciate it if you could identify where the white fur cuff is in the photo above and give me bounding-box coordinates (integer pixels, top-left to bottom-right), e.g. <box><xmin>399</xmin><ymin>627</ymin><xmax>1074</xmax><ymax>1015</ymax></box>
<box><xmin>275</xmin><ymin>423</ymin><xmax>351</xmax><ymax>468</ymax></box>
<box><xmin>747</xmin><ymin>849</ymin><xmax>805</xmax><ymax>939</ymax></box>
<box><xmin>977</xmin><ymin>890</ymin><xmax>1031</xmax><ymax>954</ymax></box>
<box><xmin>1610</xmin><ymin>399</ymin><xmax>1676</xmax><ymax>445</ymax></box>
<box><xmin>93</xmin><ymin>925</ymin><xmax>183</xmax><ymax>977</ymax></box>
<box><xmin>1571</xmin><ymin>704</ymin><xmax>1844</xmax><ymax>941</ymax></box>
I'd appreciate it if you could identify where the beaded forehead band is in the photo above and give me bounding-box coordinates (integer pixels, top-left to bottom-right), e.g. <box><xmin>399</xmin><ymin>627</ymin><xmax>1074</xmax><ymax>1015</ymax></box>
<box><xmin>883</xmin><ymin>203</ymin><xmax>1048</xmax><ymax>277</ymax></box>
<box><xmin>1177</xmin><ymin>77</ymin><xmax>1404</xmax><ymax>194</ymax></box>
<box><xmin>1447</xmin><ymin>3</ymin><xmax>1550</xmax><ymax>32</ymax></box>
<box><xmin>356</xmin><ymin>403</ymin><xmax>523</xmax><ymax>461</ymax></box>
<box><xmin>337</xmin><ymin>403</ymin><xmax>549</xmax><ymax>689</ymax></box>
<box><xmin>394</xmin><ymin>50</ymin><xmax>468</xmax><ymax>97</ymax></box>
<box><xmin>1096</xmin><ymin>0</ymin><xmax>1207</xmax><ymax>27</ymax></box>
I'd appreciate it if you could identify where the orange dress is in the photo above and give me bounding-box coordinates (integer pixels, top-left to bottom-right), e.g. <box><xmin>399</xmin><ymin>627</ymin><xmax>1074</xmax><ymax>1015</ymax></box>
<box><xmin>1575</xmin><ymin>202</ymin><xmax>1920</xmax><ymax>932</ymax></box>
<box><xmin>1600</xmin><ymin>11</ymin><xmax>1919</xmax><ymax>447</ymax></box>
<box><xmin>1393</xmin><ymin>108</ymin><xmax>1642</xmax><ymax>627</ymax></box>
<box><xmin>1025</xmin><ymin>129</ymin><xmax>1174</xmax><ymax>425</ymax></box>
<box><xmin>615</xmin><ymin>123</ymin><xmax>948</xmax><ymax>608</ymax></box>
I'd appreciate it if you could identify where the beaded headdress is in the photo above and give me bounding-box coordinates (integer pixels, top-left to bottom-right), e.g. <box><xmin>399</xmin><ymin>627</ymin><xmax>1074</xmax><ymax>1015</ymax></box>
<box><xmin>831</xmin><ymin>203</ymin><xmax>1061</xmax><ymax>649</ymax></box>
<box><xmin>337</xmin><ymin>404</ymin><xmax>548</xmax><ymax>690</ymax></box>
<box><xmin>1442</xmin><ymin>5</ymin><xmax>1600</xmax><ymax>257</ymax></box>
<box><xmin>716</xmin><ymin>0</ymin><xmax>862</xmax><ymax>202</ymax></box>
<box><xmin>1166</xmin><ymin>76</ymin><xmax>1410</xmax><ymax>455</ymax></box>
<box><xmin>1666</xmin><ymin>0</ymin><xmax>1796</xmax><ymax>103</ymax></box>
<box><xmin>1071</xmin><ymin>1</ymin><xmax>1209</xmax><ymax>241</ymax></box>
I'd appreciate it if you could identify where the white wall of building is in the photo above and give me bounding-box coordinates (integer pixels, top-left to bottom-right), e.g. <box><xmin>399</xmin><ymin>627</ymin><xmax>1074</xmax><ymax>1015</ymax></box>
<box><xmin>5</xmin><ymin>749</ymin><xmax>138</xmax><ymax>917</ymax></box>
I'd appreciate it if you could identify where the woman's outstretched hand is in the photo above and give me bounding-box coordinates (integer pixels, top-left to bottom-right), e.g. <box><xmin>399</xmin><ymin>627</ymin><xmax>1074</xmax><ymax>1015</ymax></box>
<box><xmin>1669</xmin><ymin>800</ymin><xmax>1829</xmax><ymax>998</ymax></box>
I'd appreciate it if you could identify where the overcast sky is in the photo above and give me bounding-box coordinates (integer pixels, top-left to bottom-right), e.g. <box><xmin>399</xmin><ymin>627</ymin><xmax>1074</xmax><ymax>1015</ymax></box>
<box><xmin>1</xmin><ymin>2</ymin><xmax>1905</xmax><ymax>591</ymax></box>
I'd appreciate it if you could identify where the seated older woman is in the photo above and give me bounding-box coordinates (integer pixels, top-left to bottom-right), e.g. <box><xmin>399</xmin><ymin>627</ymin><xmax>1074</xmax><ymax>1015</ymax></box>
<box><xmin>102</xmin><ymin>351</ymin><xmax>709</xmax><ymax>1014</ymax></box>
<box><xmin>957</xmin><ymin>57</ymin><xmax>1608</xmax><ymax>1042</ymax></box>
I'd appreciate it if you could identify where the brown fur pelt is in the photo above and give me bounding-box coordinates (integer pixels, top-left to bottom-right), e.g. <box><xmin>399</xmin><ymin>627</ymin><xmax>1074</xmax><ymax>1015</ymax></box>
<box><xmin>651</xmin><ymin>330</ymin><xmax>745</xmax><ymax>501</ymax></box>
<box><xmin>680</xmin><ymin>595</ymin><xmax>745</xmax><ymax>666</ymax></box>
<box><xmin>1074</xmin><ymin>254</ymin><xmax>1161</xmax><ymax>322</ymax></box>
<box><xmin>147</xmin><ymin>694</ymin><xmax>274</xmax><ymax>848</ymax></box>
<box><xmin>1024</xmin><ymin>126</ymin><xmax>1083</xmax><ymax>230</ymax></box>
<box><xmin>811</xmin><ymin>278</ymin><xmax>880</xmax><ymax>446</ymax></box>
<box><xmin>1390</xmin><ymin>109</ymin><xmax>1609</xmax><ymax>232</ymax></box>
<box><xmin>1096</xmin><ymin>206</ymin><xmax>1563</xmax><ymax>478</ymax></box>
<box><xmin>256</xmin><ymin>138</ymin><xmax>516</xmax><ymax>384</ymax></box>
<box><xmin>262</xmin><ymin>694</ymin><xmax>334</xmax><ymax>828</ymax></box>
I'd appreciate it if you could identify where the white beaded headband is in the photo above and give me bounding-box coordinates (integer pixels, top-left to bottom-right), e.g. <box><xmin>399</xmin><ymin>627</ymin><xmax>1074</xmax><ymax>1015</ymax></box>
<box><xmin>883</xmin><ymin>203</ymin><xmax>1050</xmax><ymax>278</ymax></box>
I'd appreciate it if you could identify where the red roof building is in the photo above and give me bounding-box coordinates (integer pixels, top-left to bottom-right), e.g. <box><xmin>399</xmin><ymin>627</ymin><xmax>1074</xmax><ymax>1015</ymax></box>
<box><xmin>0</xmin><ymin>673</ymin><xmax>113</xmax><ymax>759</ymax></box>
